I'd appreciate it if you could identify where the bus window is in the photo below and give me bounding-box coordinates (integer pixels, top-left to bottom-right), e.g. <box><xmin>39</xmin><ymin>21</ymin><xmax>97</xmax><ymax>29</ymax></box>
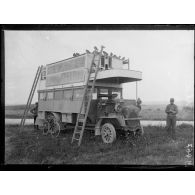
<box><xmin>47</xmin><ymin>91</ymin><xmax>54</xmax><ymax>100</ymax></box>
<box><xmin>54</xmin><ymin>90</ymin><xmax>63</xmax><ymax>100</ymax></box>
<box><xmin>39</xmin><ymin>92</ymin><xmax>46</xmax><ymax>100</ymax></box>
<box><xmin>64</xmin><ymin>89</ymin><xmax>72</xmax><ymax>100</ymax></box>
<box><xmin>99</xmin><ymin>88</ymin><xmax>109</xmax><ymax>100</ymax></box>
<box><xmin>111</xmin><ymin>88</ymin><xmax>122</xmax><ymax>99</ymax></box>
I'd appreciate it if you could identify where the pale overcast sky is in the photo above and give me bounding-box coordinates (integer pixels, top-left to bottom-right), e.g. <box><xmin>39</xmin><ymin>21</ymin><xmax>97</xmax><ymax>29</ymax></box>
<box><xmin>5</xmin><ymin>30</ymin><xmax>194</xmax><ymax>105</ymax></box>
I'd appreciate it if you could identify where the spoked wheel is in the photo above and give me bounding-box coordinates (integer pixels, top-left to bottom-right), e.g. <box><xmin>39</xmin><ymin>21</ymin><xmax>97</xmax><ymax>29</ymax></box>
<box><xmin>47</xmin><ymin>114</ymin><xmax>61</xmax><ymax>137</ymax></box>
<box><xmin>136</xmin><ymin>126</ymin><xmax>144</xmax><ymax>136</ymax></box>
<box><xmin>134</xmin><ymin>125</ymin><xmax>144</xmax><ymax>138</ymax></box>
<box><xmin>41</xmin><ymin>122</ymin><xmax>49</xmax><ymax>135</ymax></box>
<box><xmin>101</xmin><ymin>123</ymin><xmax>116</xmax><ymax>144</ymax></box>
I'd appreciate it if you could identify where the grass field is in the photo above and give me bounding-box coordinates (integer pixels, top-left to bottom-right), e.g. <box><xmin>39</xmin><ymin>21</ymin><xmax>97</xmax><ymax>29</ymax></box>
<box><xmin>5</xmin><ymin>105</ymin><xmax>33</xmax><ymax>119</ymax></box>
<box><xmin>141</xmin><ymin>104</ymin><xmax>194</xmax><ymax>121</ymax></box>
<box><xmin>5</xmin><ymin>104</ymin><xmax>194</xmax><ymax>121</ymax></box>
<box><xmin>5</xmin><ymin>124</ymin><xmax>194</xmax><ymax>165</ymax></box>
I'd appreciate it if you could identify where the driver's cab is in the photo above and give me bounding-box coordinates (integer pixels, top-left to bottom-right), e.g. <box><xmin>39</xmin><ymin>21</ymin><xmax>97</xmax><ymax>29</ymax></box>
<box><xmin>97</xmin><ymin>87</ymin><xmax>122</xmax><ymax>101</ymax></box>
<box><xmin>88</xmin><ymin>87</ymin><xmax>122</xmax><ymax>122</ymax></box>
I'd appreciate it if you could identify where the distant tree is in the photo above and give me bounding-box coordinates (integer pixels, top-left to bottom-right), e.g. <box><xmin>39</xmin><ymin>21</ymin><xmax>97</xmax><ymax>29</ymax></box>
<box><xmin>183</xmin><ymin>106</ymin><xmax>194</xmax><ymax>111</ymax></box>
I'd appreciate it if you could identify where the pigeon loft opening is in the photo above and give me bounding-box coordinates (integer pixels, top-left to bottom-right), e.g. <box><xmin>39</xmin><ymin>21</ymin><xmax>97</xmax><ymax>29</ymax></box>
<box><xmin>39</xmin><ymin>53</ymin><xmax>142</xmax><ymax>90</ymax></box>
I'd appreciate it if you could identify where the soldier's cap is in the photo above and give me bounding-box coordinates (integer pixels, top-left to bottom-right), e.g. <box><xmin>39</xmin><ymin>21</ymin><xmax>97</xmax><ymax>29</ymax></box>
<box><xmin>170</xmin><ymin>98</ymin><xmax>174</xmax><ymax>102</ymax></box>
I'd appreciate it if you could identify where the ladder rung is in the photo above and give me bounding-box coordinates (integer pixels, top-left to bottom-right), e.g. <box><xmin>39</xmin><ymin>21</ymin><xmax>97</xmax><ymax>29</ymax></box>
<box><xmin>75</xmin><ymin>131</ymin><xmax>82</xmax><ymax>134</ymax></box>
<box><xmin>78</xmin><ymin>118</ymin><xmax>85</xmax><ymax>122</ymax></box>
<box><xmin>73</xmin><ymin>138</ymin><xmax>80</xmax><ymax>141</ymax></box>
<box><xmin>78</xmin><ymin>116</ymin><xmax>85</xmax><ymax>119</ymax></box>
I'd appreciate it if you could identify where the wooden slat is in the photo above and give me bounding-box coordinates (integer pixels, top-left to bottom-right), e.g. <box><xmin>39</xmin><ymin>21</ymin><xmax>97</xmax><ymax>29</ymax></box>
<box><xmin>124</xmin><ymin>117</ymin><xmax>142</xmax><ymax>120</ymax></box>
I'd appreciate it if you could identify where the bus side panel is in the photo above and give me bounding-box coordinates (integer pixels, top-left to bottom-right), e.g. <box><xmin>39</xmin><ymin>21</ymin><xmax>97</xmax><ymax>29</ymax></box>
<box><xmin>39</xmin><ymin>100</ymin><xmax>54</xmax><ymax>111</ymax></box>
<box><xmin>39</xmin><ymin>99</ymin><xmax>84</xmax><ymax>114</ymax></box>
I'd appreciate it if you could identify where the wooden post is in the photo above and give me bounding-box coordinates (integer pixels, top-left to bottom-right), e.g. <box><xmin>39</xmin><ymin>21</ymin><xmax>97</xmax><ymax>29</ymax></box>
<box><xmin>128</xmin><ymin>58</ymin><xmax>130</xmax><ymax>70</ymax></box>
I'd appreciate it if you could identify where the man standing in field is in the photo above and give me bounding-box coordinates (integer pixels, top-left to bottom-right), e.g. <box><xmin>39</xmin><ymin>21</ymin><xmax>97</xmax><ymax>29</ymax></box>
<box><xmin>165</xmin><ymin>98</ymin><xmax>178</xmax><ymax>140</ymax></box>
<box><xmin>136</xmin><ymin>98</ymin><xmax>142</xmax><ymax>110</ymax></box>
<box><xmin>30</xmin><ymin>102</ymin><xmax>38</xmax><ymax>130</ymax></box>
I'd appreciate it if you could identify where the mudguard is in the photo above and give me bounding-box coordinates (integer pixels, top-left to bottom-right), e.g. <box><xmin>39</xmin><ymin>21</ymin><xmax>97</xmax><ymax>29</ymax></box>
<box><xmin>95</xmin><ymin>114</ymin><xmax>126</xmax><ymax>135</ymax></box>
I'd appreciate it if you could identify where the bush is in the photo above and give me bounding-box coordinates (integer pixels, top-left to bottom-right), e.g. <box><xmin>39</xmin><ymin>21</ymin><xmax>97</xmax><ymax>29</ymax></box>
<box><xmin>183</xmin><ymin>106</ymin><xmax>194</xmax><ymax>111</ymax></box>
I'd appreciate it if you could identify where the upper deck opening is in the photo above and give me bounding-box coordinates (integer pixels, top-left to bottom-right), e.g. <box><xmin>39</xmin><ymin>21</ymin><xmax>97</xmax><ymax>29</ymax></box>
<box><xmin>39</xmin><ymin>48</ymin><xmax>142</xmax><ymax>89</ymax></box>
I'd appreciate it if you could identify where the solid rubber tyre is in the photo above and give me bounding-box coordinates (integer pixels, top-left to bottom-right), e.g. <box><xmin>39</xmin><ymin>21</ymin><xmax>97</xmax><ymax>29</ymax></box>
<box><xmin>47</xmin><ymin>113</ymin><xmax>61</xmax><ymax>137</ymax></box>
<box><xmin>41</xmin><ymin>122</ymin><xmax>49</xmax><ymax>135</ymax></box>
<box><xmin>101</xmin><ymin>123</ymin><xmax>116</xmax><ymax>144</ymax></box>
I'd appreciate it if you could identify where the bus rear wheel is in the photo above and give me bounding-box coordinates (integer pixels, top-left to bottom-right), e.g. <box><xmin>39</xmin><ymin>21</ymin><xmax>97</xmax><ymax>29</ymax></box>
<box><xmin>41</xmin><ymin>121</ymin><xmax>49</xmax><ymax>135</ymax></box>
<box><xmin>47</xmin><ymin>113</ymin><xmax>61</xmax><ymax>137</ymax></box>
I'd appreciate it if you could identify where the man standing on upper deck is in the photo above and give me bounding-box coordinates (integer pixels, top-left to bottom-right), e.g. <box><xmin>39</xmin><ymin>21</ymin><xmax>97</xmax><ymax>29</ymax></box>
<box><xmin>165</xmin><ymin>98</ymin><xmax>178</xmax><ymax>140</ymax></box>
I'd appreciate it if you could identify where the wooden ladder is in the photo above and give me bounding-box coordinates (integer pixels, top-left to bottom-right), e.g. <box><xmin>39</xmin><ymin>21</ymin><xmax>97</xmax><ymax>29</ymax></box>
<box><xmin>71</xmin><ymin>46</ymin><xmax>105</xmax><ymax>146</ymax></box>
<box><xmin>20</xmin><ymin>65</ymin><xmax>43</xmax><ymax>131</ymax></box>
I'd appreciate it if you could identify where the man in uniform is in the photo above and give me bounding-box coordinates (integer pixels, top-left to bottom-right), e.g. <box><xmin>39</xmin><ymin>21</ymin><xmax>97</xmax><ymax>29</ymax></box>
<box><xmin>136</xmin><ymin>98</ymin><xmax>142</xmax><ymax>110</ymax></box>
<box><xmin>30</xmin><ymin>102</ymin><xmax>38</xmax><ymax>130</ymax></box>
<box><xmin>165</xmin><ymin>98</ymin><xmax>178</xmax><ymax>140</ymax></box>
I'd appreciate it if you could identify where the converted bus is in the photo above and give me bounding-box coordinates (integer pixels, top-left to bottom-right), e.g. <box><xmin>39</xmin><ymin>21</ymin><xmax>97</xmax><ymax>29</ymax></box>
<box><xmin>36</xmin><ymin>48</ymin><xmax>143</xmax><ymax>144</ymax></box>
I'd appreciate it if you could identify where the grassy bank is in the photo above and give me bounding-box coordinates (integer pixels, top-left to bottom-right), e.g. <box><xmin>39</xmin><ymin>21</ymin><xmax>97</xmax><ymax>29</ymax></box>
<box><xmin>141</xmin><ymin>104</ymin><xmax>194</xmax><ymax>121</ymax></box>
<box><xmin>5</xmin><ymin>124</ymin><xmax>194</xmax><ymax>165</ymax></box>
<box><xmin>5</xmin><ymin>105</ymin><xmax>33</xmax><ymax>119</ymax></box>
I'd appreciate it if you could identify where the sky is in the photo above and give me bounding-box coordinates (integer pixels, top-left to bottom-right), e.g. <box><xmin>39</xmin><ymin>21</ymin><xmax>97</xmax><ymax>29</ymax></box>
<box><xmin>5</xmin><ymin>30</ymin><xmax>194</xmax><ymax>105</ymax></box>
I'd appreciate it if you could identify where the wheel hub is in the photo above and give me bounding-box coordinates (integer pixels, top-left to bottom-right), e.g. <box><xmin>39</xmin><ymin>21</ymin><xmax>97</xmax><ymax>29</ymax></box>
<box><xmin>103</xmin><ymin>127</ymin><xmax>112</xmax><ymax>141</ymax></box>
